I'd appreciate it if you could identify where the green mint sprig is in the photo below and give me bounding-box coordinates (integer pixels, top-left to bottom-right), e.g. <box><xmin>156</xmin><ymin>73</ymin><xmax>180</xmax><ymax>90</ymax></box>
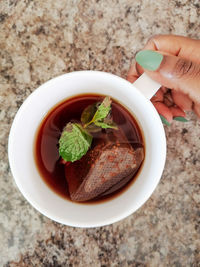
<box><xmin>59</xmin><ymin>96</ymin><xmax>118</xmax><ymax>162</ymax></box>
<box><xmin>92</xmin><ymin>96</ymin><xmax>111</xmax><ymax>123</ymax></box>
<box><xmin>83</xmin><ymin>96</ymin><xmax>117</xmax><ymax>129</ymax></box>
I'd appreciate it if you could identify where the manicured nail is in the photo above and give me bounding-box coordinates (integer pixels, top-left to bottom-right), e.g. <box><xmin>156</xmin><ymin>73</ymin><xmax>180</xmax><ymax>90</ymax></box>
<box><xmin>173</xmin><ymin>116</ymin><xmax>188</xmax><ymax>122</ymax></box>
<box><xmin>159</xmin><ymin>115</ymin><xmax>171</xmax><ymax>126</ymax></box>
<box><xmin>135</xmin><ymin>50</ymin><xmax>163</xmax><ymax>71</ymax></box>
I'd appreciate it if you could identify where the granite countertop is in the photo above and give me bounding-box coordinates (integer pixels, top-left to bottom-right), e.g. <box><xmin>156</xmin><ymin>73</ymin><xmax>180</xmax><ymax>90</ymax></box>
<box><xmin>0</xmin><ymin>0</ymin><xmax>200</xmax><ymax>266</ymax></box>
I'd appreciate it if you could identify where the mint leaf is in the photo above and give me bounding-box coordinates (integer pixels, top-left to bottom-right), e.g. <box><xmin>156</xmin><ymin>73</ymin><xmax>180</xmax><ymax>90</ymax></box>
<box><xmin>81</xmin><ymin>103</ymin><xmax>97</xmax><ymax>125</ymax></box>
<box><xmin>82</xmin><ymin>96</ymin><xmax>118</xmax><ymax>131</ymax></box>
<box><xmin>173</xmin><ymin>116</ymin><xmax>188</xmax><ymax>122</ymax></box>
<box><xmin>83</xmin><ymin>96</ymin><xmax>112</xmax><ymax>128</ymax></box>
<box><xmin>95</xmin><ymin>121</ymin><xmax>118</xmax><ymax>129</ymax></box>
<box><xmin>93</xmin><ymin>96</ymin><xmax>111</xmax><ymax>122</ymax></box>
<box><xmin>59</xmin><ymin>123</ymin><xmax>92</xmax><ymax>162</ymax></box>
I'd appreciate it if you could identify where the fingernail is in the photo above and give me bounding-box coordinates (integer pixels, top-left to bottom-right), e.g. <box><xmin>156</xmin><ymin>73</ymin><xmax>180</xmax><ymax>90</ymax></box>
<box><xmin>135</xmin><ymin>50</ymin><xmax>163</xmax><ymax>71</ymax></box>
<box><xmin>159</xmin><ymin>115</ymin><xmax>171</xmax><ymax>126</ymax></box>
<box><xmin>173</xmin><ymin>116</ymin><xmax>188</xmax><ymax>122</ymax></box>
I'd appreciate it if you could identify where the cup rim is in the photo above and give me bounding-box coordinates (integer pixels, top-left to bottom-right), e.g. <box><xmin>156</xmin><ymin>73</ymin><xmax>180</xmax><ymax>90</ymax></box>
<box><xmin>8</xmin><ymin>70</ymin><xmax>166</xmax><ymax>227</ymax></box>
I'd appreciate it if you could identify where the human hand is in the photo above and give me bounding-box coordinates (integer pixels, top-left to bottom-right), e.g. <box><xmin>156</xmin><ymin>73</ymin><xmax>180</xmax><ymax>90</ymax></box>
<box><xmin>127</xmin><ymin>35</ymin><xmax>200</xmax><ymax>124</ymax></box>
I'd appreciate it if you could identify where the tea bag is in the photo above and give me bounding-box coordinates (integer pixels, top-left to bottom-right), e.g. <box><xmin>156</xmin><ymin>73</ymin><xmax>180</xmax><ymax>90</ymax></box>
<box><xmin>65</xmin><ymin>130</ymin><xmax>144</xmax><ymax>202</ymax></box>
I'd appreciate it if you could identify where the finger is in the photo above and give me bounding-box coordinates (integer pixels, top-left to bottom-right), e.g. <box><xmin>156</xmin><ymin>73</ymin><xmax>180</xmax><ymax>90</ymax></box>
<box><xmin>151</xmin><ymin>89</ymin><xmax>164</xmax><ymax>102</ymax></box>
<box><xmin>163</xmin><ymin>91</ymin><xmax>174</xmax><ymax>107</ymax></box>
<box><xmin>153</xmin><ymin>102</ymin><xmax>173</xmax><ymax>122</ymax></box>
<box><xmin>135</xmin><ymin>51</ymin><xmax>173</xmax><ymax>76</ymax></box>
<box><xmin>170</xmin><ymin>106</ymin><xmax>186</xmax><ymax>118</ymax></box>
<box><xmin>144</xmin><ymin>34</ymin><xmax>200</xmax><ymax>62</ymax></box>
<box><xmin>135</xmin><ymin>50</ymin><xmax>200</xmax><ymax>104</ymax></box>
<box><xmin>135</xmin><ymin>62</ymin><xmax>145</xmax><ymax>76</ymax></box>
<box><xmin>172</xmin><ymin>91</ymin><xmax>193</xmax><ymax>111</ymax></box>
<box><xmin>127</xmin><ymin>63</ymin><xmax>139</xmax><ymax>83</ymax></box>
<box><xmin>161</xmin><ymin>86</ymin><xmax>168</xmax><ymax>94</ymax></box>
<box><xmin>194</xmin><ymin>102</ymin><xmax>200</xmax><ymax>118</ymax></box>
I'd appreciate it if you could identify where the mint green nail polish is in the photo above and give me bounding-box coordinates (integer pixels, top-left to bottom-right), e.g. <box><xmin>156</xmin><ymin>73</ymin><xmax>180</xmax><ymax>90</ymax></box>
<box><xmin>173</xmin><ymin>116</ymin><xmax>188</xmax><ymax>122</ymax></box>
<box><xmin>135</xmin><ymin>50</ymin><xmax>163</xmax><ymax>71</ymax></box>
<box><xmin>159</xmin><ymin>115</ymin><xmax>170</xmax><ymax>126</ymax></box>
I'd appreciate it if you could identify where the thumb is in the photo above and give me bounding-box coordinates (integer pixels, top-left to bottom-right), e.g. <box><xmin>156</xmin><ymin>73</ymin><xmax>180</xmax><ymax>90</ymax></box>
<box><xmin>135</xmin><ymin>50</ymin><xmax>200</xmax><ymax>103</ymax></box>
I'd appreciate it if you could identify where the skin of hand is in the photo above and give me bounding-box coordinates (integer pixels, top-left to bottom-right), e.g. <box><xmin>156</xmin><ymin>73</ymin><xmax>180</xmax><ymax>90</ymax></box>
<box><xmin>127</xmin><ymin>35</ymin><xmax>200</xmax><ymax>123</ymax></box>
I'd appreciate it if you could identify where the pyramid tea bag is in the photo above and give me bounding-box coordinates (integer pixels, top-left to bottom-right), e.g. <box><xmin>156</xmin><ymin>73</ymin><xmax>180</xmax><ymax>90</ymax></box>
<box><xmin>65</xmin><ymin>130</ymin><xmax>144</xmax><ymax>202</ymax></box>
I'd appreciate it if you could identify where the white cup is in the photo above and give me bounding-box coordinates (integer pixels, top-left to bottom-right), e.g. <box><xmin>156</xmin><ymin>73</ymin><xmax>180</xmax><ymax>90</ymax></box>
<box><xmin>8</xmin><ymin>71</ymin><xmax>166</xmax><ymax>228</ymax></box>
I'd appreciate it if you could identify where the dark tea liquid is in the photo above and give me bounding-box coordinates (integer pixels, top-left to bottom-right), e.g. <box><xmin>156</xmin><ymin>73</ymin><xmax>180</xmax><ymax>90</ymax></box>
<box><xmin>34</xmin><ymin>94</ymin><xmax>144</xmax><ymax>203</ymax></box>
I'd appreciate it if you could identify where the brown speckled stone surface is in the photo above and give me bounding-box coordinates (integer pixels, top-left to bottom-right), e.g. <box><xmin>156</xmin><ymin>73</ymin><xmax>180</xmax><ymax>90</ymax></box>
<box><xmin>0</xmin><ymin>0</ymin><xmax>200</xmax><ymax>266</ymax></box>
